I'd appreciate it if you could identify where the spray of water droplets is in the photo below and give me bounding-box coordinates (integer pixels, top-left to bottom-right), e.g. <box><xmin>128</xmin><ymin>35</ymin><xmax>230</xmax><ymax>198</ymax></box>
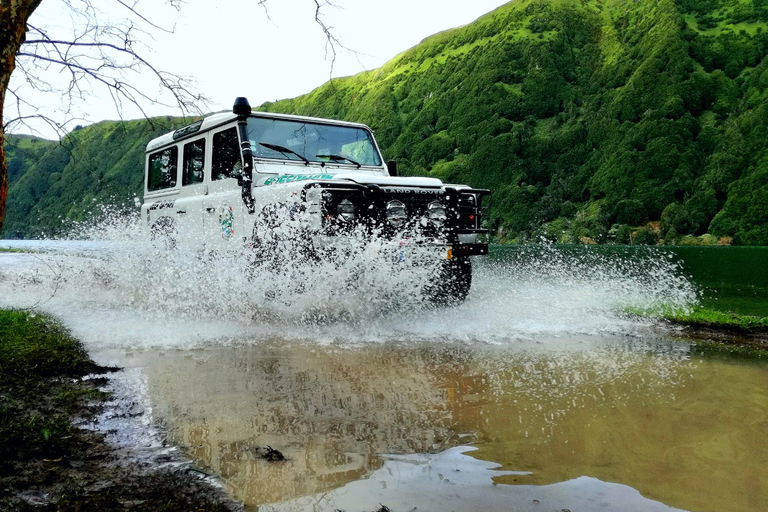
<box><xmin>0</xmin><ymin>206</ymin><xmax>699</xmax><ymax>350</ymax></box>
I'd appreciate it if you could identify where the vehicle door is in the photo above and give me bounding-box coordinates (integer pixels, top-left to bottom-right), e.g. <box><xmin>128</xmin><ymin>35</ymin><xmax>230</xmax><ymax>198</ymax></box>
<box><xmin>204</xmin><ymin>126</ymin><xmax>245</xmax><ymax>250</ymax></box>
<box><xmin>145</xmin><ymin>145</ymin><xmax>181</xmax><ymax>245</ymax></box>
<box><xmin>174</xmin><ymin>137</ymin><xmax>207</xmax><ymax>247</ymax></box>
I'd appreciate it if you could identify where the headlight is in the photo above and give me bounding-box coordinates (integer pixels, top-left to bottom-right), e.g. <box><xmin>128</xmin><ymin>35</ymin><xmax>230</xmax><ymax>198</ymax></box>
<box><xmin>427</xmin><ymin>201</ymin><xmax>447</xmax><ymax>227</ymax></box>
<box><xmin>337</xmin><ymin>198</ymin><xmax>356</xmax><ymax>223</ymax></box>
<box><xmin>386</xmin><ymin>200</ymin><xmax>407</xmax><ymax>228</ymax></box>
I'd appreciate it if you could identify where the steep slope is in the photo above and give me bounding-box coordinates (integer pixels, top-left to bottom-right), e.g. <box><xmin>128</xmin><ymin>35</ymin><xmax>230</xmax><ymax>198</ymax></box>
<box><xmin>3</xmin><ymin>135</ymin><xmax>68</xmax><ymax>238</ymax></box>
<box><xmin>3</xmin><ymin>118</ymin><xmax>184</xmax><ymax>238</ymax></box>
<box><xmin>4</xmin><ymin>0</ymin><xmax>768</xmax><ymax>243</ymax></box>
<box><xmin>261</xmin><ymin>0</ymin><xmax>768</xmax><ymax>244</ymax></box>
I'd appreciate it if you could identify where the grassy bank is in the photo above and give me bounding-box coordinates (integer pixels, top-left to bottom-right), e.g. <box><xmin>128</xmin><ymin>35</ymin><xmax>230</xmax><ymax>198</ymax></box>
<box><xmin>0</xmin><ymin>309</ymin><xmax>239</xmax><ymax>511</ymax></box>
<box><xmin>659</xmin><ymin>306</ymin><xmax>768</xmax><ymax>333</ymax></box>
<box><xmin>628</xmin><ymin>305</ymin><xmax>768</xmax><ymax>354</ymax></box>
<box><xmin>0</xmin><ymin>310</ymin><xmax>104</xmax><ymax>464</ymax></box>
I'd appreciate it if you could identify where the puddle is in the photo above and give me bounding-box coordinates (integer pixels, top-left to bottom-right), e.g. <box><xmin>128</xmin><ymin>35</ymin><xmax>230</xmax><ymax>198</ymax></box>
<box><xmin>263</xmin><ymin>446</ymin><xmax>687</xmax><ymax>512</ymax></box>
<box><xmin>1</xmin><ymin>238</ymin><xmax>766</xmax><ymax>511</ymax></box>
<box><xmin>102</xmin><ymin>339</ymin><xmax>767</xmax><ymax>512</ymax></box>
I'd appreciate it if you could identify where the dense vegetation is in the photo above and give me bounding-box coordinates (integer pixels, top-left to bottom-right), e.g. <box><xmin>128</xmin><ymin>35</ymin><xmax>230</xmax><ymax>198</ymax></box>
<box><xmin>3</xmin><ymin>118</ymin><xmax>182</xmax><ymax>238</ymax></box>
<box><xmin>4</xmin><ymin>0</ymin><xmax>768</xmax><ymax>244</ymax></box>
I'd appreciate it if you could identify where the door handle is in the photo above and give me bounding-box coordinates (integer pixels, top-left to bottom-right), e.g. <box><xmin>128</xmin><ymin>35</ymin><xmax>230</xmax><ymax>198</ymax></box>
<box><xmin>176</xmin><ymin>210</ymin><xmax>186</xmax><ymax>215</ymax></box>
<box><xmin>206</xmin><ymin>207</ymin><xmax>216</xmax><ymax>213</ymax></box>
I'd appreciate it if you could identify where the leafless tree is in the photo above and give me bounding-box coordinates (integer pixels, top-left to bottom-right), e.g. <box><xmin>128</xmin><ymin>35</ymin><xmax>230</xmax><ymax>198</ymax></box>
<box><xmin>1</xmin><ymin>0</ymin><xmax>41</xmax><ymax>232</ymax></box>
<box><xmin>0</xmin><ymin>0</ymin><xmax>340</xmax><ymax>232</ymax></box>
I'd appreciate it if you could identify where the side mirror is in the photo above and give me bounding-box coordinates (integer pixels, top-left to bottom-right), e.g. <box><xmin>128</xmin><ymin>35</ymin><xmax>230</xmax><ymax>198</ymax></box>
<box><xmin>387</xmin><ymin>160</ymin><xmax>398</xmax><ymax>177</ymax></box>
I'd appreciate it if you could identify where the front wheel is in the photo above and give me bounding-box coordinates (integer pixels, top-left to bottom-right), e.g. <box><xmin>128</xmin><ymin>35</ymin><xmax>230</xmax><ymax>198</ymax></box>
<box><xmin>425</xmin><ymin>257</ymin><xmax>472</xmax><ymax>306</ymax></box>
<box><xmin>150</xmin><ymin>216</ymin><xmax>177</xmax><ymax>250</ymax></box>
<box><xmin>249</xmin><ymin>203</ymin><xmax>318</xmax><ymax>269</ymax></box>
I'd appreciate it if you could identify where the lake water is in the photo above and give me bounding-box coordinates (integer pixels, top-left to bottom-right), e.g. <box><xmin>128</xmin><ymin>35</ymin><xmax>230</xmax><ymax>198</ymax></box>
<box><xmin>663</xmin><ymin>245</ymin><xmax>768</xmax><ymax>317</ymax></box>
<box><xmin>1</xmin><ymin>238</ymin><xmax>766</xmax><ymax>512</ymax></box>
<box><xmin>489</xmin><ymin>244</ymin><xmax>768</xmax><ymax>317</ymax></box>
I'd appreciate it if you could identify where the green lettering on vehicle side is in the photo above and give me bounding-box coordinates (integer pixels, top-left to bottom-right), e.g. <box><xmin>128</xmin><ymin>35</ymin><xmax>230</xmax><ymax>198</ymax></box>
<box><xmin>264</xmin><ymin>174</ymin><xmax>334</xmax><ymax>186</ymax></box>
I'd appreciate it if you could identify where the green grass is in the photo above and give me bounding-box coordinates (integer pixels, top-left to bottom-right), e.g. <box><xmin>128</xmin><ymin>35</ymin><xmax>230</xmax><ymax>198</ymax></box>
<box><xmin>659</xmin><ymin>306</ymin><xmax>768</xmax><ymax>333</ymax></box>
<box><xmin>0</xmin><ymin>310</ymin><xmax>105</xmax><ymax>464</ymax></box>
<box><xmin>627</xmin><ymin>304</ymin><xmax>768</xmax><ymax>333</ymax></box>
<box><xmin>624</xmin><ymin>304</ymin><xmax>767</xmax><ymax>357</ymax></box>
<box><xmin>0</xmin><ymin>310</ymin><xmax>97</xmax><ymax>378</ymax></box>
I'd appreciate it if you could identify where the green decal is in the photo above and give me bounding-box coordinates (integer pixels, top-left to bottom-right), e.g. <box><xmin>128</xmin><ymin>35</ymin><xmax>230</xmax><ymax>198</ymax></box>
<box><xmin>264</xmin><ymin>174</ymin><xmax>334</xmax><ymax>186</ymax></box>
<box><xmin>220</xmin><ymin>205</ymin><xmax>234</xmax><ymax>239</ymax></box>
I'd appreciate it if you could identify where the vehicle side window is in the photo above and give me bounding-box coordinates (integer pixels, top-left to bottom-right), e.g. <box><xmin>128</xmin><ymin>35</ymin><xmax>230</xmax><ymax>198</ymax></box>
<box><xmin>148</xmin><ymin>147</ymin><xmax>178</xmax><ymax>191</ymax></box>
<box><xmin>182</xmin><ymin>139</ymin><xmax>205</xmax><ymax>186</ymax></box>
<box><xmin>212</xmin><ymin>128</ymin><xmax>240</xmax><ymax>181</ymax></box>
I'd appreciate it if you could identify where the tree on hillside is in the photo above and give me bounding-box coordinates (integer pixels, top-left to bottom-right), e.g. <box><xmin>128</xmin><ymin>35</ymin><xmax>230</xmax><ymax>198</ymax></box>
<box><xmin>0</xmin><ymin>0</ymin><xmax>338</xmax><ymax>233</ymax></box>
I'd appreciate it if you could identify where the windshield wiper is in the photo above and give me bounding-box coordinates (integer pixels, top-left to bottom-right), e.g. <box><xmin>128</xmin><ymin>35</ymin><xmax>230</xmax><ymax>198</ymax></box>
<box><xmin>316</xmin><ymin>154</ymin><xmax>362</xmax><ymax>169</ymax></box>
<box><xmin>259</xmin><ymin>142</ymin><xmax>309</xmax><ymax>165</ymax></box>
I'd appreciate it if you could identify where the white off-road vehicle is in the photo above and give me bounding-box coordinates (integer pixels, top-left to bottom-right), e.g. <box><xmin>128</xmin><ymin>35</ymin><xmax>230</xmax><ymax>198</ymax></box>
<box><xmin>142</xmin><ymin>98</ymin><xmax>489</xmax><ymax>304</ymax></box>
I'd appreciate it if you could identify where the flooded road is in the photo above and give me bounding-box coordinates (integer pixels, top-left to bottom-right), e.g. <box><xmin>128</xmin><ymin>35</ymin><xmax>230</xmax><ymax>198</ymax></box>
<box><xmin>1</xmin><ymin>238</ymin><xmax>766</xmax><ymax>512</ymax></box>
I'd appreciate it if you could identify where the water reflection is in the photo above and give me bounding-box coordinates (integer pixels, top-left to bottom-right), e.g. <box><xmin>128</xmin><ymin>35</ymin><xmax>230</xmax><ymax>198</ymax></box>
<box><xmin>127</xmin><ymin>340</ymin><xmax>469</xmax><ymax>505</ymax></box>
<box><xmin>265</xmin><ymin>447</ymin><xmax>688</xmax><ymax>512</ymax></box>
<box><xmin>118</xmin><ymin>337</ymin><xmax>767</xmax><ymax>512</ymax></box>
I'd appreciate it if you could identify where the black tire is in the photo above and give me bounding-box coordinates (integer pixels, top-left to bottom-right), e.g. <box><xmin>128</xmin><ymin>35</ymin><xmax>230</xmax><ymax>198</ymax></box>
<box><xmin>425</xmin><ymin>256</ymin><xmax>472</xmax><ymax>306</ymax></box>
<box><xmin>150</xmin><ymin>216</ymin><xmax>176</xmax><ymax>250</ymax></box>
<box><xmin>250</xmin><ymin>203</ymin><xmax>317</xmax><ymax>268</ymax></box>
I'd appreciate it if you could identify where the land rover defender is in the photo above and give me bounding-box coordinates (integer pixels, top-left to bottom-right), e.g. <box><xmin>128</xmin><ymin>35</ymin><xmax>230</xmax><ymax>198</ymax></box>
<box><xmin>142</xmin><ymin>98</ymin><xmax>490</xmax><ymax>305</ymax></box>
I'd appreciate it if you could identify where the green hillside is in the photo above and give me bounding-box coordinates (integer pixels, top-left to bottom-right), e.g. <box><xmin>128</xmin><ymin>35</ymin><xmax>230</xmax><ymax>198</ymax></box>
<box><xmin>3</xmin><ymin>118</ymin><xmax>185</xmax><ymax>238</ymax></box>
<box><xmin>4</xmin><ymin>0</ymin><xmax>768</xmax><ymax>244</ymax></box>
<box><xmin>261</xmin><ymin>0</ymin><xmax>768</xmax><ymax>245</ymax></box>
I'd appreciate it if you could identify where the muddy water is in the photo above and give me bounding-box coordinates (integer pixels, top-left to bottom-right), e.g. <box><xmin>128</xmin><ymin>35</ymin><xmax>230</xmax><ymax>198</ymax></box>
<box><xmin>1</xmin><ymin>238</ymin><xmax>767</xmax><ymax>511</ymax></box>
<box><xmin>104</xmin><ymin>338</ymin><xmax>767</xmax><ymax>512</ymax></box>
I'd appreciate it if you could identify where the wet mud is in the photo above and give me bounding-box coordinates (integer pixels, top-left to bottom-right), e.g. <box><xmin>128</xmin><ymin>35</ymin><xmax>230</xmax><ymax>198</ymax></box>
<box><xmin>0</xmin><ymin>365</ymin><xmax>241</xmax><ymax>512</ymax></box>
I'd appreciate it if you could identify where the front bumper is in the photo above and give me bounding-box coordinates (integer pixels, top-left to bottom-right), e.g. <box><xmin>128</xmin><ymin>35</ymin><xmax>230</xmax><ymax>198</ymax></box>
<box><xmin>310</xmin><ymin>234</ymin><xmax>487</xmax><ymax>262</ymax></box>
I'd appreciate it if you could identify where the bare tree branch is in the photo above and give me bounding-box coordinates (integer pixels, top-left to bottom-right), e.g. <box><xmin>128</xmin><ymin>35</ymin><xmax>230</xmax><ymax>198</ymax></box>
<box><xmin>313</xmin><ymin>0</ymin><xmax>339</xmax><ymax>72</ymax></box>
<box><xmin>21</xmin><ymin>25</ymin><xmax>204</xmax><ymax>109</ymax></box>
<box><xmin>116</xmin><ymin>0</ymin><xmax>178</xmax><ymax>34</ymax></box>
<box><xmin>5</xmin><ymin>0</ymin><xmax>206</xmax><ymax>136</ymax></box>
<box><xmin>259</xmin><ymin>0</ymin><xmax>358</xmax><ymax>80</ymax></box>
<box><xmin>256</xmin><ymin>0</ymin><xmax>271</xmax><ymax>21</ymax></box>
<box><xmin>5</xmin><ymin>0</ymin><xmax>356</xmax><ymax>137</ymax></box>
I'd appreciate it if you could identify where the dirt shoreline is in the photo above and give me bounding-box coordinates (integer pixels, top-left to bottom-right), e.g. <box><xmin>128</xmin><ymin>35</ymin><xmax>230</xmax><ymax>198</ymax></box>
<box><xmin>674</xmin><ymin>324</ymin><xmax>768</xmax><ymax>353</ymax></box>
<box><xmin>0</xmin><ymin>367</ymin><xmax>244</xmax><ymax>512</ymax></box>
<box><xmin>0</xmin><ymin>308</ymin><xmax>244</xmax><ymax>512</ymax></box>
<box><xmin>1</xmin><ymin>370</ymin><xmax>244</xmax><ymax>512</ymax></box>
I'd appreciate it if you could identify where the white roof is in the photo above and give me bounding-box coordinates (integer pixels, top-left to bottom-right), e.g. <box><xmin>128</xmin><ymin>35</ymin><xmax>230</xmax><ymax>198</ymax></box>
<box><xmin>145</xmin><ymin>109</ymin><xmax>374</xmax><ymax>153</ymax></box>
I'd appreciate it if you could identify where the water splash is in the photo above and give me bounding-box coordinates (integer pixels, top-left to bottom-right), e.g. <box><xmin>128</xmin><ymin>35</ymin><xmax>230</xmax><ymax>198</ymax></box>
<box><xmin>0</xmin><ymin>207</ymin><xmax>698</xmax><ymax>351</ymax></box>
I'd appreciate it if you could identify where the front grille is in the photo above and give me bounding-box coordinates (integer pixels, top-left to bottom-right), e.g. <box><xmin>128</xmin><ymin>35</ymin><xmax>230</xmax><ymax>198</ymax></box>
<box><xmin>305</xmin><ymin>183</ymin><xmax>489</xmax><ymax>243</ymax></box>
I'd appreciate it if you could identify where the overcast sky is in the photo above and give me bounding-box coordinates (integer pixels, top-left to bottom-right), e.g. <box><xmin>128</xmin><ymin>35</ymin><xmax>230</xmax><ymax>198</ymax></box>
<box><xmin>8</xmin><ymin>0</ymin><xmax>510</xmax><ymax>139</ymax></box>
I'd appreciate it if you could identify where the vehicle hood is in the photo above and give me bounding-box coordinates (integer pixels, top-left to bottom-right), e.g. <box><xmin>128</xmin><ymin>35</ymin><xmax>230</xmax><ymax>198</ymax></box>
<box><xmin>332</xmin><ymin>172</ymin><xmax>443</xmax><ymax>188</ymax></box>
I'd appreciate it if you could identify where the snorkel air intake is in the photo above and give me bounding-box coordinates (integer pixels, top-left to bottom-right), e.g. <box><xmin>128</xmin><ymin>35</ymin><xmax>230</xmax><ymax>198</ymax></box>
<box><xmin>234</xmin><ymin>97</ymin><xmax>255</xmax><ymax>214</ymax></box>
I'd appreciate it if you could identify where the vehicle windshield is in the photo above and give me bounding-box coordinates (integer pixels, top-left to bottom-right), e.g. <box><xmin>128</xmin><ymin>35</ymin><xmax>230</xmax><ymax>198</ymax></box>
<box><xmin>247</xmin><ymin>117</ymin><xmax>382</xmax><ymax>167</ymax></box>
